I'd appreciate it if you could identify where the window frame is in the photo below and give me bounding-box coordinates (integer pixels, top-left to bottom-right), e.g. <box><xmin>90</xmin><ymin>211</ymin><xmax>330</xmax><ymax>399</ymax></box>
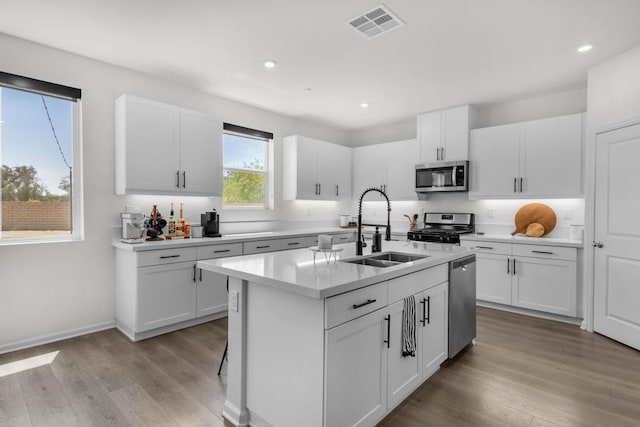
<box><xmin>0</xmin><ymin>72</ymin><xmax>83</xmax><ymax>245</ymax></box>
<box><xmin>221</xmin><ymin>125</ymin><xmax>274</xmax><ymax>211</ymax></box>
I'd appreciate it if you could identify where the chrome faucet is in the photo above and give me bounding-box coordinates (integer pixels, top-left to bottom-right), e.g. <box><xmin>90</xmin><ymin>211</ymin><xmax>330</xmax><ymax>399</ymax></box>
<box><xmin>356</xmin><ymin>187</ymin><xmax>391</xmax><ymax>256</ymax></box>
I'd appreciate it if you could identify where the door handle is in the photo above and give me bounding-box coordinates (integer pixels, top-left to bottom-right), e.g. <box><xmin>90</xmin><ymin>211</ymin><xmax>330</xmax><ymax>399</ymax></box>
<box><xmin>593</xmin><ymin>241</ymin><xmax>604</xmax><ymax>248</ymax></box>
<box><xmin>507</xmin><ymin>257</ymin><xmax>510</xmax><ymax>274</ymax></box>
<box><xmin>318</xmin><ymin>183</ymin><xmax>321</xmax><ymax>195</ymax></box>
<box><xmin>420</xmin><ymin>298</ymin><xmax>426</xmax><ymax>326</ymax></box>
<box><xmin>384</xmin><ymin>315</ymin><xmax>391</xmax><ymax>349</ymax></box>
<box><xmin>531</xmin><ymin>250</ymin><xmax>553</xmax><ymax>255</ymax></box>
<box><xmin>353</xmin><ymin>299</ymin><xmax>377</xmax><ymax>309</ymax></box>
<box><xmin>512</xmin><ymin>258</ymin><xmax>516</xmax><ymax>275</ymax></box>
<box><xmin>159</xmin><ymin>254</ymin><xmax>181</xmax><ymax>259</ymax></box>
<box><xmin>426</xmin><ymin>296</ymin><xmax>431</xmax><ymax>325</ymax></box>
<box><xmin>182</xmin><ymin>171</ymin><xmax>186</xmax><ymax>189</ymax></box>
<box><xmin>519</xmin><ymin>177</ymin><xmax>523</xmax><ymax>193</ymax></box>
<box><xmin>176</xmin><ymin>171</ymin><xmax>180</xmax><ymax>188</ymax></box>
<box><xmin>199</xmin><ymin>268</ymin><xmax>203</xmax><ymax>282</ymax></box>
<box><xmin>441</xmin><ymin>147</ymin><xmax>445</xmax><ymax>160</ymax></box>
<box><xmin>476</xmin><ymin>246</ymin><xmax>494</xmax><ymax>250</ymax></box>
<box><xmin>513</xmin><ymin>177</ymin><xmax>517</xmax><ymax>193</ymax></box>
<box><xmin>336</xmin><ymin>185</ymin><xmax>339</xmax><ymax>197</ymax></box>
<box><xmin>193</xmin><ymin>264</ymin><xmax>197</xmax><ymax>283</ymax></box>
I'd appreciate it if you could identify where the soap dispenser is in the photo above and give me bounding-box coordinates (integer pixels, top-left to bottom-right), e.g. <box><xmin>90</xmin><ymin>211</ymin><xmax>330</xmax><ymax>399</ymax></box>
<box><xmin>372</xmin><ymin>227</ymin><xmax>382</xmax><ymax>253</ymax></box>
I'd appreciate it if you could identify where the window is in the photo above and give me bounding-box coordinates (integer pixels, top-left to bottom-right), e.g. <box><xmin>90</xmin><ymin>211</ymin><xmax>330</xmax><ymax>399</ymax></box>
<box><xmin>0</xmin><ymin>72</ymin><xmax>82</xmax><ymax>243</ymax></box>
<box><xmin>222</xmin><ymin>123</ymin><xmax>273</xmax><ymax>209</ymax></box>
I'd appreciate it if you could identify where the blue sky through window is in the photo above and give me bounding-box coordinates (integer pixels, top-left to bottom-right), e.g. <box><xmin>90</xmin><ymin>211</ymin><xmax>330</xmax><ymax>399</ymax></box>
<box><xmin>1</xmin><ymin>87</ymin><xmax>73</xmax><ymax>195</ymax></box>
<box><xmin>223</xmin><ymin>133</ymin><xmax>266</xmax><ymax>170</ymax></box>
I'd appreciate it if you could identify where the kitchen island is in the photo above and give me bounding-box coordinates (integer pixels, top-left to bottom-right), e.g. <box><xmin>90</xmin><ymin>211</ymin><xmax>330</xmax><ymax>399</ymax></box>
<box><xmin>198</xmin><ymin>240</ymin><xmax>476</xmax><ymax>427</ymax></box>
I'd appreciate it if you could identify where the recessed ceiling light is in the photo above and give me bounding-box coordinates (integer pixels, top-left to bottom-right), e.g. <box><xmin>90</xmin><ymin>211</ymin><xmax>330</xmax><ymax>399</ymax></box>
<box><xmin>360</xmin><ymin>102</ymin><xmax>370</xmax><ymax>108</ymax></box>
<box><xmin>577</xmin><ymin>44</ymin><xmax>593</xmax><ymax>53</ymax></box>
<box><xmin>263</xmin><ymin>59</ymin><xmax>277</xmax><ymax>68</ymax></box>
<box><xmin>304</xmin><ymin>87</ymin><xmax>313</xmax><ymax>92</ymax></box>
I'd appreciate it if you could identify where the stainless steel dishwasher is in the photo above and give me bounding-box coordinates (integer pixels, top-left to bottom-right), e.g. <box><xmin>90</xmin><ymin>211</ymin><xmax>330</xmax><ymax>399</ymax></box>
<box><xmin>449</xmin><ymin>254</ymin><xmax>476</xmax><ymax>358</ymax></box>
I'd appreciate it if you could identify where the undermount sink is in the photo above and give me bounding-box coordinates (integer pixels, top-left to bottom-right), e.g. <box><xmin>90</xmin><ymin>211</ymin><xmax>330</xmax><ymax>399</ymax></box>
<box><xmin>341</xmin><ymin>252</ymin><xmax>429</xmax><ymax>268</ymax></box>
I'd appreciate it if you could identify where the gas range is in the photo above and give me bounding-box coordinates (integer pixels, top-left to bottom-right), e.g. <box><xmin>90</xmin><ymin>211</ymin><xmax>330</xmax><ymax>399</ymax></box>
<box><xmin>407</xmin><ymin>213</ymin><xmax>475</xmax><ymax>244</ymax></box>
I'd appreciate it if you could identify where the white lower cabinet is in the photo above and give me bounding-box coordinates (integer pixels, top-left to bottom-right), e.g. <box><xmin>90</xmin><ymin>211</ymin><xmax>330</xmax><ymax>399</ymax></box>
<box><xmin>325</xmin><ymin>309</ymin><xmax>388</xmax><ymax>427</ymax></box>
<box><xmin>196</xmin><ymin>270</ymin><xmax>228</xmax><ymax>317</ymax></box>
<box><xmin>324</xmin><ymin>266</ymin><xmax>450</xmax><ymax>426</ymax></box>
<box><xmin>138</xmin><ymin>261</ymin><xmax>197</xmax><ymax>332</ymax></box>
<box><xmin>463</xmin><ymin>241</ymin><xmax>578</xmax><ymax>317</ymax></box>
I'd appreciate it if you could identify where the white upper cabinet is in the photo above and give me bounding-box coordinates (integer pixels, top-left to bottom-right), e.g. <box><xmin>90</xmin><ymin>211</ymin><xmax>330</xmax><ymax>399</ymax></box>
<box><xmin>282</xmin><ymin>135</ymin><xmax>351</xmax><ymax>200</ymax></box>
<box><xmin>469</xmin><ymin>113</ymin><xmax>583</xmax><ymax>199</ymax></box>
<box><xmin>417</xmin><ymin>105</ymin><xmax>477</xmax><ymax>163</ymax></box>
<box><xmin>352</xmin><ymin>139</ymin><xmax>418</xmax><ymax>201</ymax></box>
<box><xmin>115</xmin><ymin>94</ymin><xmax>222</xmax><ymax>196</ymax></box>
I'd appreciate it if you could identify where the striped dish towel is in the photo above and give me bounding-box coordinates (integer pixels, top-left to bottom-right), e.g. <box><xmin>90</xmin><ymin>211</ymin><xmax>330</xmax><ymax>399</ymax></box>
<box><xmin>402</xmin><ymin>295</ymin><xmax>416</xmax><ymax>357</ymax></box>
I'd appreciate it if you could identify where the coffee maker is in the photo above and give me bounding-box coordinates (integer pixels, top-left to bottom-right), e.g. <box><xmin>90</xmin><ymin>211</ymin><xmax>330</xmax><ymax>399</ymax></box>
<box><xmin>121</xmin><ymin>212</ymin><xmax>145</xmax><ymax>241</ymax></box>
<box><xmin>201</xmin><ymin>210</ymin><xmax>221</xmax><ymax>237</ymax></box>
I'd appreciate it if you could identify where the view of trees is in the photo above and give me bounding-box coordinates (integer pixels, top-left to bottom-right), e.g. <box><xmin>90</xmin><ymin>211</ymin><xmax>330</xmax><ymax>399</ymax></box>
<box><xmin>222</xmin><ymin>159</ymin><xmax>265</xmax><ymax>206</ymax></box>
<box><xmin>1</xmin><ymin>165</ymin><xmax>71</xmax><ymax>202</ymax></box>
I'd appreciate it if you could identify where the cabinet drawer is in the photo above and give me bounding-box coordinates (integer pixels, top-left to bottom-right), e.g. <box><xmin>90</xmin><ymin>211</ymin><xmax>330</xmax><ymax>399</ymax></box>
<box><xmin>325</xmin><ymin>282</ymin><xmax>388</xmax><ymax>329</ymax></box>
<box><xmin>196</xmin><ymin>243</ymin><xmax>243</xmax><ymax>259</ymax></box>
<box><xmin>137</xmin><ymin>247</ymin><xmax>197</xmax><ymax>267</ymax></box>
<box><xmin>388</xmin><ymin>264</ymin><xmax>448</xmax><ymax>304</ymax></box>
<box><xmin>332</xmin><ymin>232</ymin><xmax>356</xmax><ymax>244</ymax></box>
<box><xmin>513</xmin><ymin>244</ymin><xmax>576</xmax><ymax>262</ymax></box>
<box><xmin>243</xmin><ymin>236</ymin><xmax>310</xmax><ymax>254</ymax></box>
<box><xmin>461</xmin><ymin>240</ymin><xmax>511</xmax><ymax>254</ymax></box>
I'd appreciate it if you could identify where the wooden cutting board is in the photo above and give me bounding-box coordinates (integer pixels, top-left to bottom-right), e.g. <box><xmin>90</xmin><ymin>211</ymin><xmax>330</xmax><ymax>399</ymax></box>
<box><xmin>512</xmin><ymin>203</ymin><xmax>556</xmax><ymax>237</ymax></box>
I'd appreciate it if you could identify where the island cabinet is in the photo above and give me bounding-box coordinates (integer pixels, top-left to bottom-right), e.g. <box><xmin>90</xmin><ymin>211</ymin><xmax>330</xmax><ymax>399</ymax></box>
<box><xmin>234</xmin><ymin>264</ymin><xmax>448</xmax><ymax>427</ymax></box>
<box><xmin>115</xmin><ymin>243</ymin><xmax>242</xmax><ymax>341</ymax></box>
<box><xmin>469</xmin><ymin>113</ymin><xmax>583</xmax><ymax>199</ymax></box>
<box><xmin>462</xmin><ymin>241</ymin><xmax>578</xmax><ymax>317</ymax></box>
<box><xmin>115</xmin><ymin>94</ymin><xmax>223</xmax><ymax>196</ymax></box>
<box><xmin>282</xmin><ymin>135</ymin><xmax>352</xmax><ymax>200</ymax></box>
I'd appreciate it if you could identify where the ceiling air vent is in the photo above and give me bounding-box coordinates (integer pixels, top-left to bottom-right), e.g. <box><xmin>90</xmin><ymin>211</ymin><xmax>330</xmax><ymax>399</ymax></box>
<box><xmin>348</xmin><ymin>4</ymin><xmax>404</xmax><ymax>39</ymax></box>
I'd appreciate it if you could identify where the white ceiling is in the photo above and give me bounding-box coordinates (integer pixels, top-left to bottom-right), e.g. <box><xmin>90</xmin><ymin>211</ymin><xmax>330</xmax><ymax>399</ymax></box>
<box><xmin>1</xmin><ymin>0</ymin><xmax>640</xmax><ymax>131</ymax></box>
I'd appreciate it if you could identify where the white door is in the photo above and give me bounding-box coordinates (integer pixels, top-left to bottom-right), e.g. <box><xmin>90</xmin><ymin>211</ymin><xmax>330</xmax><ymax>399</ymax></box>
<box><xmin>296</xmin><ymin>136</ymin><xmax>319</xmax><ymax>199</ymax></box>
<box><xmin>386</xmin><ymin>298</ymin><xmax>421</xmax><ymax>408</ymax></box>
<box><xmin>419</xmin><ymin>283</ymin><xmax>448</xmax><ymax>379</ymax></box>
<box><xmin>520</xmin><ymin>114</ymin><xmax>583</xmax><ymax>197</ymax></box>
<box><xmin>352</xmin><ymin>144</ymin><xmax>387</xmax><ymax>199</ymax></box>
<box><xmin>180</xmin><ymin>109</ymin><xmax>223</xmax><ymax>196</ymax></box>
<box><xmin>417</xmin><ymin>111</ymin><xmax>441</xmax><ymax>163</ymax></box>
<box><xmin>316</xmin><ymin>140</ymin><xmax>339</xmax><ymax>200</ymax></box>
<box><xmin>137</xmin><ymin>261</ymin><xmax>197</xmax><ymax>332</ymax></box>
<box><xmin>594</xmin><ymin>123</ymin><xmax>640</xmax><ymax>350</ymax></box>
<box><xmin>196</xmin><ymin>269</ymin><xmax>228</xmax><ymax>317</ymax></box>
<box><xmin>442</xmin><ymin>105</ymin><xmax>470</xmax><ymax>161</ymax></box>
<box><xmin>325</xmin><ymin>309</ymin><xmax>388</xmax><ymax>427</ymax></box>
<box><xmin>469</xmin><ymin>123</ymin><xmax>520</xmax><ymax>198</ymax></box>
<box><xmin>385</xmin><ymin>139</ymin><xmax>418</xmax><ymax>200</ymax></box>
<box><xmin>123</xmin><ymin>96</ymin><xmax>180</xmax><ymax>193</ymax></box>
<box><xmin>475</xmin><ymin>253</ymin><xmax>512</xmax><ymax>305</ymax></box>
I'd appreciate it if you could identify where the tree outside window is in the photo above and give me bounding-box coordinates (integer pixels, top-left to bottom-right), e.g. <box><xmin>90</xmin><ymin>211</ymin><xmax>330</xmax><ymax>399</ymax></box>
<box><xmin>222</xmin><ymin>131</ymin><xmax>270</xmax><ymax>208</ymax></box>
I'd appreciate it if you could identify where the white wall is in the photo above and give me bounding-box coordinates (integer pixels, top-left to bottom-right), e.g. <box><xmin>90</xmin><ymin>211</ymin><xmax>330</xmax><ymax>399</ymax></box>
<box><xmin>348</xmin><ymin>88</ymin><xmax>588</xmax><ymax>145</ymax></box>
<box><xmin>0</xmin><ymin>33</ymin><xmax>349</xmax><ymax>352</ymax></box>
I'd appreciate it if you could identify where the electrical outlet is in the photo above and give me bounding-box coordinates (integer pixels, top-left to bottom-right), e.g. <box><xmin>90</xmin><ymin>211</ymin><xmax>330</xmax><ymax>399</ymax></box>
<box><xmin>229</xmin><ymin>290</ymin><xmax>239</xmax><ymax>312</ymax></box>
<box><xmin>488</xmin><ymin>208</ymin><xmax>495</xmax><ymax>219</ymax></box>
<box><xmin>563</xmin><ymin>208</ymin><xmax>572</xmax><ymax>220</ymax></box>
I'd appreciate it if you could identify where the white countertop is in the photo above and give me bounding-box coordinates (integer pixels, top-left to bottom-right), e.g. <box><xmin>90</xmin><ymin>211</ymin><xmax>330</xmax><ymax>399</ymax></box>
<box><xmin>112</xmin><ymin>227</ymin><xmax>357</xmax><ymax>251</ymax></box>
<box><xmin>461</xmin><ymin>233</ymin><xmax>583</xmax><ymax>248</ymax></box>
<box><xmin>198</xmin><ymin>240</ymin><xmax>476</xmax><ymax>299</ymax></box>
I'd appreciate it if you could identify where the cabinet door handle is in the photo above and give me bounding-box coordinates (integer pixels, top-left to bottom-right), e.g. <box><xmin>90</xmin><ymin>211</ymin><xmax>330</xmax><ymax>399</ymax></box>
<box><xmin>318</xmin><ymin>183</ymin><xmax>321</xmax><ymax>195</ymax></box>
<box><xmin>507</xmin><ymin>258</ymin><xmax>510</xmax><ymax>274</ymax></box>
<box><xmin>193</xmin><ymin>264</ymin><xmax>197</xmax><ymax>283</ymax></box>
<box><xmin>288</xmin><ymin>242</ymin><xmax>300</xmax><ymax>246</ymax></box>
<box><xmin>512</xmin><ymin>258</ymin><xmax>516</xmax><ymax>275</ymax></box>
<box><xmin>420</xmin><ymin>298</ymin><xmax>426</xmax><ymax>326</ymax></box>
<box><xmin>199</xmin><ymin>268</ymin><xmax>203</xmax><ymax>282</ymax></box>
<box><xmin>336</xmin><ymin>185</ymin><xmax>339</xmax><ymax>197</ymax></box>
<box><xmin>256</xmin><ymin>245</ymin><xmax>270</xmax><ymax>249</ymax></box>
<box><xmin>436</xmin><ymin>147</ymin><xmax>440</xmax><ymax>161</ymax></box>
<box><xmin>176</xmin><ymin>171</ymin><xmax>180</xmax><ymax>188</ymax></box>
<box><xmin>182</xmin><ymin>171</ymin><xmax>186</xmax><ymax>189</ymax></box>
<box><xmin>213</xmin><ymin>249</ymin><xmax>231</xmax><ymax>253</ymax></box>
<box><xmin>426</xmin><ymin>296</ymin><xmax>431</xmax><ymax>325</ymax></box>
<box><xmin>476</xmin><ymin>246</ymin><xmax>494</xmax><ymax>250</ymax></box>
<box><xmin>384</xmin><ymin>315</ymin><xmax>391</xmax><ymax>349</ymax></box>
<box><xmin>441</xmin><ymin>147</ymin><xmax>445</xmax><ymax>160</ymax></box>
<box><xmin>339</xmin><ymin>237</ymin><xmax>348</xmax><ymax>241</ymax></box>
<box><xmin>531</xmin><ymin>250</ymin><xmax>553</xmax><ymax>255</ymax></box>
<box><xmin>159</xmin><ymin>254</ymin><xmax>181</xmax><ymax>259</ymax></box>
<box><xmin>519</xmin><ymin>177</ymin><xmax>523</xmax><ymax>193</ymax></box>
<box><xmin>513</xmin><ymin>177</ymin><xmax>517</xmax><ymax>193</ymax></box>
<box><xmin>352</xmin><ymin>299</ymin><xmax>377</xmax><ymax>309</ymax></box>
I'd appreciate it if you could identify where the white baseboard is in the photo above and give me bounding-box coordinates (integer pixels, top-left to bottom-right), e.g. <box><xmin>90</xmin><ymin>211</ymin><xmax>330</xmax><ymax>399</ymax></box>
<box><xmin>477</xmin><ymin>301</ymin><xmax>583</xmax><ymax>326</ymax></box>
<box><xmin>0</xmin><ymin>320</ymin><xmax>116</xmax><ymax>355</ymax></box>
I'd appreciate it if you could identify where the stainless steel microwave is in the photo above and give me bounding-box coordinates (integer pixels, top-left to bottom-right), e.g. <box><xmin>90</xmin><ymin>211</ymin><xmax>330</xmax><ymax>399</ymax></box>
<box><xmin>415</xmin><ymin>161</ymin><xmax>469</xmax><ymax>193</ymax></box>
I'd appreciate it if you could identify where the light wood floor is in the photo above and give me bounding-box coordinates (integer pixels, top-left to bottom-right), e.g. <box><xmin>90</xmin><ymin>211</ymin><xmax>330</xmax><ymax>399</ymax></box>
<box><xmin>1</xmin><ymin>307</ymin><xmax>639</xmax><ymax>426</ymax></box>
